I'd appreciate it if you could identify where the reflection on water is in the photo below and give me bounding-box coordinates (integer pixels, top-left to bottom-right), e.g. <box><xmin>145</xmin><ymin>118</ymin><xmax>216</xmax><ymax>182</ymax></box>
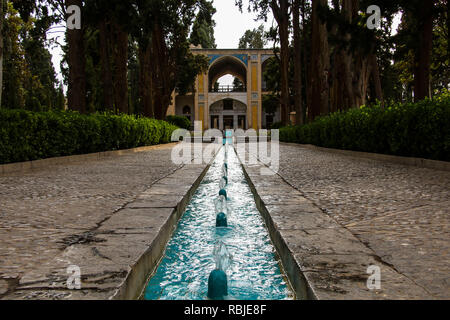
<box><xmin>144</xmin><ymin>146</ymin><xmax>292</xmax><ymax>300</ymax></box>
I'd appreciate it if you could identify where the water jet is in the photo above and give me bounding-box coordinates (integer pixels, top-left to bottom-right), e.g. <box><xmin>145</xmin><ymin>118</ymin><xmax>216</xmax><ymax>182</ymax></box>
<box><xmin>216</xmin><ymin>212</ymin><xmax>228</xmax><ymax>227</ymax></box>
<box><xmin>219</xmin><ymin>189</ymin><xmax>227</xmax><ymax>200</ymax></box>
<box><xmin>207</xmin><ymin>241</ymin><xmax>231</xmax><ymax>300</ymax></box>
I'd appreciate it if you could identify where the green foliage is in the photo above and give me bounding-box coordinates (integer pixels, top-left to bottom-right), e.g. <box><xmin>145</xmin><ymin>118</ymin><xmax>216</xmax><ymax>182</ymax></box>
<box><xmin>279</xmin><ymin>93</ymin><xmax>450</xmax><ymax>162</ymax></box>
<box><xmin>0</xmin><ymin>110</ymin><xmax>178</xmax><ymax>164</ymax></box>
<box><xmin>166</xmin><ymin>115</ymin><xmax>191</xmax><ymax>130</ymax></box>
<box><xmin>2</xmin><ymin>1</ymin><xmax>63</xmax><ymax>111</ymax></box>
<box><xmin>189</xmin><ymin>0</ymin><xmax>217</xmax><ymax>49</ymax></box>
<box><xmin>270</xmin><ymin>122</ymin><xmax>284</xmax><ymax>130</ymax></box>
<box><xmin>238</xmin><ymin>25</ymin><xmax>267</xmax><ymax>49</ymax></box>
<box><xmin>263</xmin><ymin>57</ymin><xmax>281</xmax><ymax>93</ymax></box>
<box><xmin>262</xmin><ymin>94</ymin><xmax>279</xmax><ymax>115</ymax></box>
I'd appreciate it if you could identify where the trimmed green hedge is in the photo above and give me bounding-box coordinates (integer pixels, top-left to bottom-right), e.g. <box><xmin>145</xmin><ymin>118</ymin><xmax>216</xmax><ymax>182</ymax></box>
<box><xmin>280</xmin><ymin>93</ymin><xmax>450</xmax><ymax>162</ymax></box>
<box><xmin>0</xmin><ymin>109</ymin><xmax>178</xmax><ymax>164</ymax></box>
<box><xmin>166</xmin><ymin>115</ymin><xmax>191</xmax><ymax>130</ymax></box>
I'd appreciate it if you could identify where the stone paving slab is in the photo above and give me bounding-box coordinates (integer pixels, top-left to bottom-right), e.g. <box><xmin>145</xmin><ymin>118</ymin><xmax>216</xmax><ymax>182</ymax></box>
<box><xmin>0</xmin><ymin>144</ymin><xmax>211</xmax><ymax>300</ymax></box>
<box><xmin>240</xmin><ymin>146</ymin><xmax>436</xmax><ymax>300</ymax></box>
<box><xmin>274</xmin><ymin>144</ymin><xmax>449</xmax><ymax>299</ymax></box>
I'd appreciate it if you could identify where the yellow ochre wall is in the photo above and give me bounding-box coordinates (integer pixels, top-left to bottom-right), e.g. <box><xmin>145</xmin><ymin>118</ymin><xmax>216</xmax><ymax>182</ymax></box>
<box><xmin>168</xmin><ymin>49</ymin><xmax>275</xmax><ymax>131</ymax></box>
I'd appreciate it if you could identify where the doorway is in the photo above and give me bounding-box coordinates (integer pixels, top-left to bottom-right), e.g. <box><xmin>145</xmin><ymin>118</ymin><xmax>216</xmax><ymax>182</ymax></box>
<box><xmin>211</xmin><ymin>116</ymin><xmax>220</xmax><ymax>129</ymax></box>
<box><xmin>223</xmin><ymin>116</ymin><xmax>234</xmax><ymax>130</ymax></box>
<box><xmin>238</xmin><ymin>115</ymin><xmax>246</xmax><ymax>129</ymax></box>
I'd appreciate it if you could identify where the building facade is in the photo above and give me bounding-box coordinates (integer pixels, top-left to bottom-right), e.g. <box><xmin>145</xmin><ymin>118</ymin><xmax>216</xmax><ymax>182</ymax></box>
<box><xmin>167</xmin><ymin>48</ymin><xmax>280</xmax><ymax>130</ymax></box>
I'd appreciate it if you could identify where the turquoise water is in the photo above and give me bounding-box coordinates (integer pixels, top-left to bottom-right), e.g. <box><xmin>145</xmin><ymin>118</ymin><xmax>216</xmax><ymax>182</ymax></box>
<box><xmin>144</xmin><ymin>146</ymin><xmax>292</xmax><ymax>300</ymax></box>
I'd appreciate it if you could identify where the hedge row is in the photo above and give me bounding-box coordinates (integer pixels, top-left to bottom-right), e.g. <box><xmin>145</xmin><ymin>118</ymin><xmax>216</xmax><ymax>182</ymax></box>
<box><xmin>0</xmin><ymin>109</ymin><xmax>178</xmax><ymax>164</ymax></box>
<box><xmin>280</xmin><ymin>93</ymin><xmax>450</xmax><ymax>162</ymax></box>
<box><xmin>166</xmin><ymin>115</ymin><xmax>191</xmax><ymax>130</ymax></box>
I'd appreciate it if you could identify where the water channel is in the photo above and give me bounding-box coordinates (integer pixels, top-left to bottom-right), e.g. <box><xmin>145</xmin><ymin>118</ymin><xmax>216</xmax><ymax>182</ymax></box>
<box><xmin>144</xmin><ymin>144</ymin><xmax>293</xmax><ymax>300</ymax></box>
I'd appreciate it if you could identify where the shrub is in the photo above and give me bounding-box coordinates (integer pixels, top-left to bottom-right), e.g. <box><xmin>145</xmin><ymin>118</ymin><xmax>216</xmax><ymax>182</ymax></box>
<box><xmin>279</xmin><ymin>93</ymin><xmax>450</xmax><ymax>162</ymax></box>
<box><xmin>166</xmin><ymin>115</ymin><xmax>191</xmax><ymax>130</ymax></box>
<box><xmin>270</xmin><ymin>122</ymin><xmax>284</xmax><ymax>130</ymax></box>
<box><xmin>0</xmin><ymin>110</ymin><xmax>178</xmax><ymax>164</ymax></box>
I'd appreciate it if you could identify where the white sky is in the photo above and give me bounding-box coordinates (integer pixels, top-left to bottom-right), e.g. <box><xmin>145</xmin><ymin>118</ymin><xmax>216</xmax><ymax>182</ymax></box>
<box><xmin>213</xmin><ymin>0</ymin><xmax>274</xmax><ymax>48</ymax></box>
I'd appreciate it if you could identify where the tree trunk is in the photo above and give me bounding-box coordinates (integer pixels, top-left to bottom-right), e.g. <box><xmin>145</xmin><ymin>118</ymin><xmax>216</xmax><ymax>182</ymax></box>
<box><xmin>333</xmin><ymin>0</ymin><xmax>376</xmax><ymax>110</ymax></box>
<box><xmin>342</xmin><ymin>0</ymin><xmax>356</xmax><ymax>110</ymax></box>
<box><xmin>369</xmin><ymin>53</ymin><xmax>384</xmax><ymax>106</ymax></box>
<box><xmin>293</xmin><ymin>0</ymin><xmax>304</xmax><ymax>125</ymax></box>
<box><xmin>0</xmin><ymin>0</ymin><xmax>4</xmax><ymax>108</ymax></box>
<box><xmin>99</xmin><ymin>19</ymin><xmax>114</xmax><ymax>111</ymax></box>
<box><xmin>139</xmin><ymin>45</ymin><xmax>153</xmax><ymax>117</ymax></box>
<box><xmin>353</xmin><ymin>55</ymin><xmax>370</xmax><ymax>107</ymax></box>
<box><xmin>310</xmin><ymin>0</ymin><xmax>330</xmax><ymax>120</ymax></box>
<box><xmin>113</xmin><ymin>22</ymin><xmax>129</xmax><ymax>114</ymax></box>
<box><xmin>271</xmin><ymin>0</ymin><xmax>291</xmax><ymax>125</ymax></box>
<box><xmin>301</xmin><ymin>0</ymin><xmax>310</xmax><ymax>120</ymax></box>
<box><xmin>414</xmin><ymin>0</ymin><xmax>434</xmax><ymax>102</ymax></box>
<box><xmin>66</xmin><ymin>0</ymin><xmax>86</xmax><ymax>113</ymax></box>
<box><xmin>448</xmin><ymin>0</ymin><xmax>450</xmax><ymax>62</ymax></box>
<box><xmin>151</xmin><ymin>22</ymin><xmax>172</xmax><ymax>120</ymax></box>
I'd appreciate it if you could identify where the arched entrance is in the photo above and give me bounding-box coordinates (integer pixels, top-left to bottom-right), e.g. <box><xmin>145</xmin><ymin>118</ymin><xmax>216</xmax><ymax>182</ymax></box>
<box><xmin>210</xmin><ymin>99</ymin><xmax>247</xmax><ymax>130</ymax></box>
<box><xmin>182</xmin><ymin>105</ymin><xmax>192</xmax><ymax>124</ymax></box>
<box><xmin>168</xmin><ymin>48</ymin><xmax>276</xmax><ymax>130</ymax></box>
<box><xmin>208</xmin><ymin>56</ymin><xmax>247</xmax><ymax>92</ymax></box>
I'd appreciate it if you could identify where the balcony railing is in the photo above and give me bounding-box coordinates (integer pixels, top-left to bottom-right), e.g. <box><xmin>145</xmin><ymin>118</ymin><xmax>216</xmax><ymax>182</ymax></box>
<box><xmin>210</xmin><ymin>85</ymin><xmax>247</xmax><ymax>93</ymax></box>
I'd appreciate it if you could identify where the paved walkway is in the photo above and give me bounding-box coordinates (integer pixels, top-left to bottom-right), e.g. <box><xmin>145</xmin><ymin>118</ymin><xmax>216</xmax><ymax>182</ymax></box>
<box><xmin>0</xmin><ymin>145</ymin><xmax>184</xmax><ymax>298</ymax></box>
<box><xmin>1</xmin><ymin>143</ymin><xmax>448</xmax><ymax>299</ymax></box>
<box><xmin>265</xmin><ymin>143</ymin><xmax>450</xmax><ymax>299</ymax></box>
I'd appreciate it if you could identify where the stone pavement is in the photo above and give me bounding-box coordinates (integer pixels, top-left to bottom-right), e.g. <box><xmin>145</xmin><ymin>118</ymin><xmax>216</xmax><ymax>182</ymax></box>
<box><xmin>1</xmin><ymin>142</ymin><xmax>448</xmax><ymax>300</ymax></box>
<box><xmin>245</xmin><ymin>143</ymin><xmax>449</xmax><ymax>299</ymax></box>
<box><xmin>0</xmin><ymin>144</ymin><xmax>210</xmax><ymax>299</ymax></box>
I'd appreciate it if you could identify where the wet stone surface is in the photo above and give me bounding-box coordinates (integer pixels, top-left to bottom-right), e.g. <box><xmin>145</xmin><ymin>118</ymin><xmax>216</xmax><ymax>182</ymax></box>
<box><xmin>244</xmin><ymin>143</ymin><xmax>449</xmax><ymax>299</ymax></box>
<box><xmin>1</xmin><ymin>141</ymin><xmax>448</xmax><ymax>300</ymax></box>
<box><xmin>0</xmin><ymin>145</ymin><xmax>208</xmax><ymax>300</ymax></box>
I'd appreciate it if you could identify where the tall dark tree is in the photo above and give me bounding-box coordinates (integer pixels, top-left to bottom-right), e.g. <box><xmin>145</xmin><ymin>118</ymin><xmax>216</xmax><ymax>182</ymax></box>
<box><xmin>238</xmin><ymin>25</ymin><xmax>267</xmax><ymax>49</ymax></box>
<box><xmin>310</xmin><ymin>0</ymin><xmax>329</xmax><ymax>119</ymax></box>
<box><xmin>131</xmin><ymin>0</ymin><xmax>208</xmax><ymax>119</ymax></box>
<box><xmin>190</xmin><ymin>0</ymin><xmax>217</xmax><ymax>49</ymax></box>
<box><xmin>236</xmin><ymin>0</ymin><xmax>291</xmax><ymax>125</ymax></box>
<box><xmin>85</xmin><ymin>0</ymin><xmax>131</xmax><ymax>114</ymax></box>
<box><xmin>130</xmin><ymin>0</ymin><xmax>155</xmax><ymax>117</ymax></box>
<box><xmin>98</xmin><ymin>17</ymin><xmax>113</xmax><ymax>111</ymax></box>
<box><xmin>65</xmin><ymin>0</ymin><xmax>86</xmax><ymax>113</ymax></box>
<box><xmin>2</xmin><ymin>0</ymin><xmax>63</xmax><ymax>110</ymax></box>
<box><xmin>0</xmin><ymin>0</ymin><xmax>4</xmax><ymax>108</ymax></box>
<box><xmin>112</xmin><ymin>17</ymin><xmax>129</xmax><ymax>114</ymax></box>
<box><xmin>293</xmin><ymin>0</ymin><xmax>304</xmax><ymax>125</ymax></box>
<box><xmin>271</xmin><ymin>0</ymin><xmax>291</xmax><ymax>125</ymax></box>
<box><xmin>412</xmin><ymin>0</ymin><xmax>436</xmax><ymax>101</ymax></box>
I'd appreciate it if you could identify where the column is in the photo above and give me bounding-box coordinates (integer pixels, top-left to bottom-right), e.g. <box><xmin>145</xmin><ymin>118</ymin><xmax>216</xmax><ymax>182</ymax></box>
<box><xmin>250</xmin><ymin>54</ymin><xmax>259</xmax><ymax>130</ymax></box>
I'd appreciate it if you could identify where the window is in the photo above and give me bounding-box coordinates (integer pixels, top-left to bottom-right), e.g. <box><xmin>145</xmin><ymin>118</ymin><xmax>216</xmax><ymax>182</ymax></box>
<box><xmin>182</xmin><ymin>105</ymin><xmax>191</xmax><ymax>115</ymax></box>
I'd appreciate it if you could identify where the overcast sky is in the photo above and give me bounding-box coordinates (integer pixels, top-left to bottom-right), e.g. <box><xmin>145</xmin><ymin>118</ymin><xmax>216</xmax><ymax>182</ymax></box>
<box><xmin>213</xmin><ymin>0</ymin><xmax>273</xmax><ymax>48</ymax></box>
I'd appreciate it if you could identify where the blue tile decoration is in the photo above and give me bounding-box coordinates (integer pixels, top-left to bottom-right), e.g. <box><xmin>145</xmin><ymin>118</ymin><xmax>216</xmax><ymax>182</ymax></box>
<box><xmin>209</xmin><ymin>54</ymin><xmax>249</xmax><ymax>66</ymax></box>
